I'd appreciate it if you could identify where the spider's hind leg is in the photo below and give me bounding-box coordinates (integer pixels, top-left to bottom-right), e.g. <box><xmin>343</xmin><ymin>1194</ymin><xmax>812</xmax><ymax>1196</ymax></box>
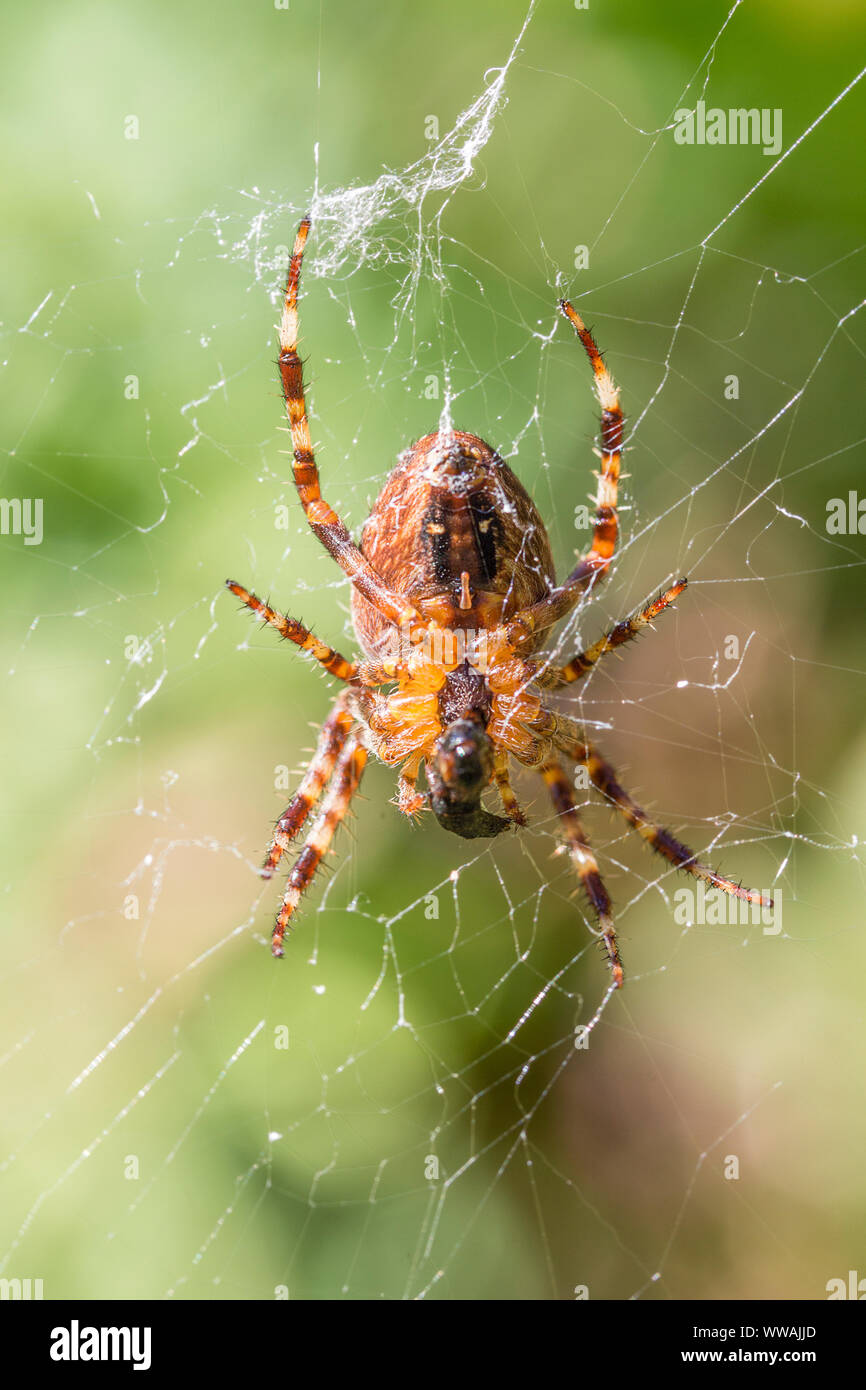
<box><xmin>277</xmin><ymin>218</ymin><xmax>422</xmax><ymax>636</ymax></box>
<box><xmin>503</xmin><ymin>304</ymin><xmax>624</xmax><ymax>652</ymax></box>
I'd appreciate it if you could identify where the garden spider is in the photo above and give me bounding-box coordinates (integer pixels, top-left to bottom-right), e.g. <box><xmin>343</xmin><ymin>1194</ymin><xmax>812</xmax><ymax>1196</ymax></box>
<box><xmin>227</xmin><ymin>216</ymin><xmax>771</xmax><ymax>987</ymax></box>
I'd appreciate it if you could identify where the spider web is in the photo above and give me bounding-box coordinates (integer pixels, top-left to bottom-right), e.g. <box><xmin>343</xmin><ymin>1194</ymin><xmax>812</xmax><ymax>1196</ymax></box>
<box><xmin>2</xmin><ymin>0</ymin><xmax>866</xmax><ymax>1301</ymax></box>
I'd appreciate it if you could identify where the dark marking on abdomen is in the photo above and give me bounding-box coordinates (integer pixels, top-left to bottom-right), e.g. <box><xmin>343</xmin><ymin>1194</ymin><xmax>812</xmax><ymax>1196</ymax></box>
<box><xmin>421</xmin><ymin>490</ymin><xmax>502</xmax><ymax>589</ymax></box>
<box><xmin>421</xmin><ymin>500</ymin><xmax>452</xmax><ymax>583</ymax></box>
<box><xmin>468</xmin><ymin>492</ymin><xmax>499</xmax><ymax>583</ymax></box>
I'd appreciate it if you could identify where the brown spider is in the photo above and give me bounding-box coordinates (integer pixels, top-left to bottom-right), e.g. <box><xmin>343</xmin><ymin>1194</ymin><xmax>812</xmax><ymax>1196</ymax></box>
<box><xmin>227</xmin><ymin>216</ymin><xmax>771</xmax><ymax>987</ymax></box>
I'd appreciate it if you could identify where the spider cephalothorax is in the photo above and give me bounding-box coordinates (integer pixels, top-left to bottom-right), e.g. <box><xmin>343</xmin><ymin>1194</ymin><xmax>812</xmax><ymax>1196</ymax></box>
<box><xmin>227</xmin><ymin>216</ymin><xmax>772</xmax><ymax>987</ymax></box>
<box><xmin>426</xmin><ymin>717</ymin><xmax>509</xmax><ymax>841</ymax></box>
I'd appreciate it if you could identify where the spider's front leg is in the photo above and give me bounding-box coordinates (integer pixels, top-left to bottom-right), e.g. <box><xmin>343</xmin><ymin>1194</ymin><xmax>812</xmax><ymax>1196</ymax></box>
<box><xmin>271</xmin><ymin>731</ymin><xmax>367</xmax><ymax>957</ymax></box>
<box><xmin>547</xmin><ymin>718</ymin><xmax>773</xmax><ymax>914</ymax></box>
<box><xmin>260</xmin><ymin>690</ymin><xmax>355</xmax><ymax>880</ymax></box>
<box><xmin>542</xmin><ymin>757</ymin><xmax>623</xmax><ymax>988</ymax></box>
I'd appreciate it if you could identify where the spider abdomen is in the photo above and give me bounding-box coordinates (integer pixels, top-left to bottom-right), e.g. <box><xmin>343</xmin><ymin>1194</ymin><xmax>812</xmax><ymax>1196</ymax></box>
<box><xmin>351</xmin><ymin>430</ymin><xmax>556</xmax><ymax>660</ymax></box>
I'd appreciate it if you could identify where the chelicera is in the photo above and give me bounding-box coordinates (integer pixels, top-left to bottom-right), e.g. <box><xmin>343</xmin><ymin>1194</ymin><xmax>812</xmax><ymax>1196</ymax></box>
<box><xmin>227</xmin><ymin>217</ymin><xmax>771</xmax><ymax>986</ymax></box>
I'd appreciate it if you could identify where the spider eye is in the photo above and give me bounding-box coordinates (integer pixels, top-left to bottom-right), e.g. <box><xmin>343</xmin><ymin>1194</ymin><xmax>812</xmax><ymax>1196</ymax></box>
<box><xmin>452</xmin><ymin>742</ymin><xmax>476</xmax><ymax>777</ymax></box>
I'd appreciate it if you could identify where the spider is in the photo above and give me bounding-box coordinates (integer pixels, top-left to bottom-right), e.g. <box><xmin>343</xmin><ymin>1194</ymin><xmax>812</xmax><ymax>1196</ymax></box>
<box><xmin>227</xmin><ymin>216</ymin><xmax>771</xmax><ymax>987</ymax></box>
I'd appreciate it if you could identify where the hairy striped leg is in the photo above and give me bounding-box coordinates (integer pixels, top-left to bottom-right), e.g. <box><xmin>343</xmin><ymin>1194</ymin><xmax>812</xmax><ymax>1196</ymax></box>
<box><xmin>542</xmin><ymin>759</ymin><xmax>623</xmax><ymax>988</ymax></box>
<box><xmin>493</xmin><ymin>750</ymin><xmax>526</xmax><ymax>826</ymax></box>
<box><xmin>226</xmin><ymin>585</ymin><xmax>395</xmax><ymax>689</ymax></box>
<box><xmin>261</xmin><ymin>691</ymin><xmax>355</xmax><ymax>880</ymax></box>
<box><xmin>505</xmin><ymin>303</ymin><xmax>624</xmax><ymax>651</ymax></box>
<box><xmin>271</xmin><ymin>732</ymin><xmax>367</xmax><ymax>957</ymax></box>
<box><xmin>536</xmin><ymin>580</ymin><xmax>687</xmax><ymax>688</ymax></box>
<box><xmin>558</xmin><ymin>300</ymin><xmax>623</xmax><ymax>586</ymax></box>
<box><xmin>226</xmin><ymin>580</ymin><xmax>361</xmax><ymax>683</ymax></box>
<box><xmin>279</xmin><ymin>219</ymin><xmax>422</xmax><ymax>635</ymax></box>
<box><xmin>549</xmin><ymin>724</ymin><xmax>773</xmax><ymax>911</ymax></box>
<box><xmin>397</xmin><ymin>753</ymin><xmax>425</xmax><ymax>818</ymax></box>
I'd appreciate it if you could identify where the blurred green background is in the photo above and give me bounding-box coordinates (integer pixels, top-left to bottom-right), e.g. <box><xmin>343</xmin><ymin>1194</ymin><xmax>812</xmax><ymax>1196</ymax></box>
<box><xmin>1</xmin><ymin>0</ymin><xmax>865</xmax><ymax>1299</ymax></box>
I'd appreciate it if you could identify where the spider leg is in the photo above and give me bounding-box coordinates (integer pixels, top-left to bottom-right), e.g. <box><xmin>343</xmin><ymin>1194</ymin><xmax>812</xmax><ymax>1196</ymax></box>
<box><xmin>554</xmin><ymin>730</ymin><xmax>773</xmax><ymax>910</ymax></box>
<box><xmin>279</xmin><ymin>219</ymin><xmax>422</xmax><ymax>634</ymax></box>
<box><xmin>504</xmin><ymin>303</ymin><xmax>623</xmax><ymax>651</ymax></box>
<box><xmin>537</xmin><ymin>579</ymin><xmax>687</xmax><ymax>688</ymax></box>
<box><xmin>226</xmin><ymin>579</ymin><xmax>365</xmax><ymax>684</ymax></box>
<box><xmin>493</xmin><ymin>749</ymin><xmax>527</xmax><ymax>826</ymax></box>
<box><xmin>542</xmin><ymin>758</ymin><xmax>623</xmax><ymax>988</ymax></box>
<box><xmin>397</xmin><ymin>753</ymin><xmax>425</xmax><ymax>818</ymax></box>
<box><xmin>261</xmin><ymin>691</ymin><xmax>355</xmax><ymax>880</ymax></box>
<box><xmin>271</xmin><ymin>731</ymin><xmax>367</xmax><ymax>957</ymax></box>
<box><xmin>558</xmin><ymin>300</ymin><xmax>623</xmax><ymax>587</ymax></box>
